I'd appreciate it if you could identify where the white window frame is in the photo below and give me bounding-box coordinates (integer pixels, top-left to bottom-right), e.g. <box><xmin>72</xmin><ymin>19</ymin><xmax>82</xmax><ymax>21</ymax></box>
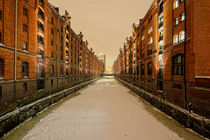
<box><xmin>173</xmin><ymin>34</ymin><xmax>178</xmax><ymax>44</ymax></box>
<box><xmin>179</xmin><ymin>31</ymin><xmax>185</xmax><ymax>41</ymax></box>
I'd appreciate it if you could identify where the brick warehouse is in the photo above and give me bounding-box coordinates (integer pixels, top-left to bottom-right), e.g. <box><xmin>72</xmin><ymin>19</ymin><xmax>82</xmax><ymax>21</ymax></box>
<box><xmin>0</xmin><ymin>0</ymin><xmax>105</xmax><ymax>115</ymax></box>
<box><xmin>113</xmin><ymin>0</ymin><xmax>210</xmax><ymax>118</ymax></box>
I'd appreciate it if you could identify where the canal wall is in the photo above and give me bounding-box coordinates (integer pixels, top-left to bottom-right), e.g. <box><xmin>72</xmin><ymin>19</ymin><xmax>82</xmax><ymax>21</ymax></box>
<box><xmin>115</xmin><ymin>77</ymin><xmax>210</xmax><ymax>138</ymax></box>
<box><xmin>0</xmin><ymin>78</ymin><xmax>99</xmax><ymax>138</ymax></box>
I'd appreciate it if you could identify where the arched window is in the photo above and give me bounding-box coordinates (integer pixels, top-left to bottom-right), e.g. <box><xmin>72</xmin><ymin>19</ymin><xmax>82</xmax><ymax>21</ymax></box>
<box><xmin>50</xmin><ymin>65</ymin><xmax>54</xmax><ymax>76</ymax></box>
<box><xmin>179</xmin><ymin>31</ymin><xmax>185</xmax><ymax>42</ymax></box>
<box><xmin>0</xmin><ymin>58</ymin><xmax>4</xmax><ymax>78</ymax></box>
<box><xmin>22</xmin><ymin>62</ymin><xmax>29</xmax><ymax>78</ymax></box>
<box><xmin>172</xmin><ymin>54</ymin><xmax>184</xmax><ymax>75</ymax></box>
<box><xmin>173</xmin><ymin>34</ymin><xmax>178</xmax><ymax>44</ymax></box>
<box><xmin>148</xmin><ymin>62</ymin><xmax>152</xmax><ymax>75</ymax></box>
<box><xmin>174</xmin><ymin>0</ymin><xmax>179</xmax><ymax>9</ymax></box>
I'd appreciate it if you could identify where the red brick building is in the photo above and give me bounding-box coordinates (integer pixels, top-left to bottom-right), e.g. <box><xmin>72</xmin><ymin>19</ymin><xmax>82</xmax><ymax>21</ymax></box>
<box><xmin>113</xmin><ymin>0</ymin><xmax>210</xmax><ymax>118</ymax></box>
<box><xmin>0</xmin><ymin>0</ymin><xmax>104</xmax><ymax>115</ymax></box>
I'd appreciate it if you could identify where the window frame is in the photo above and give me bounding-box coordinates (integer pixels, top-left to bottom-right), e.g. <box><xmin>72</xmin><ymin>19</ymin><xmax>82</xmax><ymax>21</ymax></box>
<box><xmin>173</xmin><ymin>34</ymin><xmax>178</xmax><ymax>44</ymax></box>
<box><xmin>0</xmin><ymin>58</ymin><xmax>4</xmax><ymax>78</ymax></box>
<box><xmin>22</xmin><ymin>62</ymin><xmax>29</xmax><ymax>78</ymax></box>
<box><xmin>23</xmin><ymin>41</ymin><xmax>28</xmax><ymax>51</ymax></box>
<box><xmin>181</xmin><ymin>12</ymin><xmax>185</xmax><ymax>22</ymax></box>
<box><xmin>179</xmin><ymin>31</ymin><xmax>185</xmax><ymax>42</ymax></box>
<box><xmin>23</xmin><ymin>8</ymin><xmax>28</xmax><ymax>16</ymax></box>
<box><xmin>23</xmin><ymin>24</ymin><xmax>28</xmax><ymax>32</ymax></box>
<box><xmin>175</xmin><ymin>17</ymin><xmax>179</xmax><ymax>26</ymax></box>
<box><xmin>50</xmin><ymin>64</ymin><xmax>54</xmax><ymax>76</ymax></box>
<box><xmin>147</xmin><ymin>62</ymin><xmax>152</xmax><ymax>76</ymax></box>
<box><xmin>172</xmin><ymin>54</ymin><xmax>184</xmax><ymax>76</ymax></box>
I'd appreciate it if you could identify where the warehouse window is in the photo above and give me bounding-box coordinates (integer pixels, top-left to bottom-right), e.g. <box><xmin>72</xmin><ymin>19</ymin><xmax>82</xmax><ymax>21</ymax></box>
<box><xmin>141</xmin><ymin>64</ymin><xmax>145</xmax><ymax>75</ymax></box>
<box><xmin>0</xmin><ymin>11</ymin><xmax>2</xmax><ymax>21</ymax></box>
<box><xmin>175</xmin><ymin>17</ymin><xmax>179</xmax><ymax>26</ymax></box>
<box><xmin>51</xmin><ymin>28</ymin><xmax>54</xmax><ymax>35</ymax></box>
<box><xmin>0</xmin><ymin>58</ymin><xmax>4</xmax><ymax>78</ymax></box>
<box><xmin>51</xmin><ymin>40</ymin><xmax>54</xmax><ymax>46</ymax></box>
<box><xmin>39</xmin><ymin>0</ymin><xmax>44</xmax><ymax>7</ymax></box>
<box><xmin>50</xmin><ymin>65</ymin><xmax>54</xmax><ymax>76</ymax></box>
<box><xmin>174</xmin><ymin>0</ymin><xmax>178</xmax><ymax>9</ymax></box>
<box><xmin>0</xmin><ymin>32</ymin><xmax>2</xmax><ymax>43</ymax></box>
<box><xmin>23</xmin><ymin>8</ymin><xmax>28</xmax><ymax>16</ymax></box>
<box><xmin>23</xmin><ymin>83</ymin><xmax>27</xmax><ymax>91</ymax></box>
<box><xmin>148</xmin><ymin>62</ymin><xmax>152</xmax><ymax>75</ymax></box>
<box><xmin>172</xmin><ymin>54</ymin><xmax>184</xmax><ymax>75</ymax></box>
<box><xmin>38</xmin><ymin>9</ymin><xmax>44</xmax><ymax>20</ymax></box>
<box><xmin>23</xmin><ymin>41</ymin><xmax>28</xmax><ymax>51</ymax></box>
<box><xmin>22</xmin><ymin>62</ymin><xmax>29</xmax><ymax>78</ymax></box>
<box><xmin>179</xmin><ymin>31</ymin><xmax>185</xmax><ymax>42</ymax></box>
<box><xmin>173</xmin><ymin>34</ymin><xmax>178</xmax><ymax>44</ymax></box>
<box><xmin>181</xmin><ymin>12</ymin><xmax>185</xmax><ymax>21</ymax></box>
<box><xmin>37</xmin><ymin>36</ymin><xmax>44</xmax><ymax>45</ymax></box>
<box><xmin>0</xmin><ymin>86</ymin><xmax>2</xmax><ymax>98</ymax></box>
<box><xmin>38</xmin><ymin>22</ymin><xmax>44</xmax><ymax>32</ymax></box>
<box><xmin>23</xmin><ymin>24</ymin><xmax>27</xmax><ymax>32</ymax></box>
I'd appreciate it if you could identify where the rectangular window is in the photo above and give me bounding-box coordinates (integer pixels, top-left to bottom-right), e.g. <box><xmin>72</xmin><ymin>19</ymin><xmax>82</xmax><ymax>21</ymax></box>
<box><xmin>23</xmin><ymin>41</ymin><xmax>28</xmax><ymax>50</ymax></box>
<box><xmin>0</xmin><ymin>86</ymin><xmax>2</xmax><ymax>98</ymax></box>
<box><xmin>38</xmin><ymin>36</ymin><xmax>44</xmax><ymax>45</ymax></box>
<box><xmin>23</xmin><ymin>24</ymin><xmax>27</xmax><ymax>32</ymax></box>
<box><xmin>179</xmin><ymin>31</ymin><xmax>185</xmax><ymax>41</ymax></box>
<box><xmin>22</xmin><ymin>62</ymin><xmax>29</xmax><ymax>78</ymax></box>
<box><xmin>50</xmin><ymin>65</ymin><xmax>54</xmax><ymax>76</ymax></box>
<box><xmin>174</xmin><ymin>0</ymin><xmax>178</xmax><ymax>9</ymax></box>
<box><xmin>23</xmin><ymin>8</ymin><xmax>28</xmax><ymax>16</ymax></box>
<box><xmin>0</xmin><ymin>59</ymin><xmax>3</xmax><ymax>78</ymax></box>
<box><xmin>173</xmin><ymin>35</ymin><xmax>178</xmax><ymax>44</ymax></box>
<box><xmin>172</xmin><ymin>55</ymin><xmax>184</xmax><ymax>75</ymax></box>
<box><xmin>175</xmin><ymin>17</ymin><xmax>179</xmax><ymax>26</ymax></box>
<box><xmin>159</xmin><ymin>2</ymin><xmax>163</xmax><ymax>14</ymax></box>
<box><xmin>181</xmin><ymin>12</ymin><xmax>185</xmax><ymax>21</ymax></box>
<box><xmin>39</xmin><ymin>0</ymin><xmax>44</xmax><ymax>7</ymax></box>
<box><xmin>0</xmin><ymin>32</ymin><xmax>2</xmax><ymax>43</ymax></box>
<box><xmin>0</xmin><ymin>11</ymin><xmax>2</xmax><ymax>21</ymax></box>
<box><xmin>51</xmin><ymin>28</ymin><xmax>54</xmax><ymax>35</ymax></box>
<box><xmin>51</xmin><ymin>40</ymin><xmax>54</xmax><ymax>46</ymax></box>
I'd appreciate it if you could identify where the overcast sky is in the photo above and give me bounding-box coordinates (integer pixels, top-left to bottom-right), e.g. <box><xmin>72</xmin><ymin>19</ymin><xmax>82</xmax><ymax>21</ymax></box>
<box><xmin>49</xmin><ymin>0</ymin><xmax>153</xmax><ymax>68</ymax></box>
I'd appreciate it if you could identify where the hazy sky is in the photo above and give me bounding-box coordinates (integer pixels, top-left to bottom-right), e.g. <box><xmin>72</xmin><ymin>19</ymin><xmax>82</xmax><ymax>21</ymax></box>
<box><xmin>49</xmin><ymin>0</ymin><xmax>153</xmax><ymax>67</ymax></box>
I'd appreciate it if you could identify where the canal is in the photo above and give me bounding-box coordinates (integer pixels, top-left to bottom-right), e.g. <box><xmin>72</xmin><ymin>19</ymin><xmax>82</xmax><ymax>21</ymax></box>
<box><xmin>3</xmin><ymin>77</ymin><xmax>204</xmax><ymax>140</ymax></box>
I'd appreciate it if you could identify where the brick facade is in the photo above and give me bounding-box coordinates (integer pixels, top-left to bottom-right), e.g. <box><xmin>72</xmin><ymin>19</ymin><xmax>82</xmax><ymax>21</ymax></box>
<box><xmin>0</xmin><ymin>0</ymin><xmax>104</xmax><ymax>115</ymax></box>
<box><xmin>113</xmin><ymin>0</ymin><xmax>210</xmax><ymax>118</ymax></box>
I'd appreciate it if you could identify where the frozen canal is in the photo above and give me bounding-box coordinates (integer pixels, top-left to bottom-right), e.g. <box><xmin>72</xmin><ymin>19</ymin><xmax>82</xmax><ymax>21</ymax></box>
<box><xmin>4</xmin><ymin>77</ymin><xmax>203</xmax><ymax>140</ymax></box>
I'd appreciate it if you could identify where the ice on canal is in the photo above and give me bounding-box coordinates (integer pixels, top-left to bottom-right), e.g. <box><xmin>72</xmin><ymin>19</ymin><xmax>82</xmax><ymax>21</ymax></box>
<box><xmin>6</xmin><ymin>77</ymin><xmax>203</xmax><ymax>140</ymax></box>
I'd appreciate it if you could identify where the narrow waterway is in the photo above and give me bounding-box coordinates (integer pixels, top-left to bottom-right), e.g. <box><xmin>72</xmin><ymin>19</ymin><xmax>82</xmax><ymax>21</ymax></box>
<box><xmin>3</xmin><ymin>77</ymin><xmax>204</xmax><ymax>140</ymax></box>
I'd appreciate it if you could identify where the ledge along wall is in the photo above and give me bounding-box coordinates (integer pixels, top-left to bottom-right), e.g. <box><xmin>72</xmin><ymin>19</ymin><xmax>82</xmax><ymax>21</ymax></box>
<box><xmin>115</xmin><ymin>77</ymin><xmax>210</xmax><ymax>139</ymax></box>
<box><xmin>0</xmin><ymin>78</ymin><xmax>100</xmax><ymax>138</ymax></box>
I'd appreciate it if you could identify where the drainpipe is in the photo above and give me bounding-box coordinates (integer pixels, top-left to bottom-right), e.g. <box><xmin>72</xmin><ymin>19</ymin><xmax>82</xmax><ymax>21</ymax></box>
<box><xmin>156</xmin><ymin>4</ymin><xmax>159</xmax><ymax>94</ymax></box>
<box><xmin>183</xmin><ymin>0</ymin><xmax>188</xmax><ymax>110</ymax></box>
<box><xmin>57</xmin><ymin>15</ymin><xmax>60</xmax><ymax>90</ymax></box>
<box><xmin>14</xmin><ymin>0</ymin><xmax>17</xmax><ymax>102</ymax></box>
